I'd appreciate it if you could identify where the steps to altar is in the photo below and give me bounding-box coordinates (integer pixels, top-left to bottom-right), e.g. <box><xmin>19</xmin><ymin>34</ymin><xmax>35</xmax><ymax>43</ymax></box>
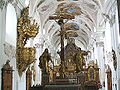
<box><xmin>44</xmin><ymin>84</ymin><xmax>81</xmax><ymax>90</ymax></box>
<box><xmin>50</xmin><ymin>78</ymin><xmax>77</xmax><ymax>85</ymax></box>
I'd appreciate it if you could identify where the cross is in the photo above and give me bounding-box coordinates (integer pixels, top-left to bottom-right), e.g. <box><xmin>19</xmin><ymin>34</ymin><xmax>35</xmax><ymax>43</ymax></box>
<box><xmin>49</xmin><ymin>13</ymin><xmax>75</xmax><ymax>78</ymax></box>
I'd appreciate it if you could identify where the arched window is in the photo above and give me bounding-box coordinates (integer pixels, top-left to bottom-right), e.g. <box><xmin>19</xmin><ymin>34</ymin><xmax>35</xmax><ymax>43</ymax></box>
<box><xmin>5</xmin><ymin>3</ymin><xmax>17</xmax><ymax>46</ymax></box>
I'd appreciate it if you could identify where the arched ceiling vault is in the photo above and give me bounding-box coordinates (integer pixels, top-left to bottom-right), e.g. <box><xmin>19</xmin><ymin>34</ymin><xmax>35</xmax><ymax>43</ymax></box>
<box><xmin>29</xmin><ymin>0</ymin><xmax>102</xmax><ymax>50</ymax></box>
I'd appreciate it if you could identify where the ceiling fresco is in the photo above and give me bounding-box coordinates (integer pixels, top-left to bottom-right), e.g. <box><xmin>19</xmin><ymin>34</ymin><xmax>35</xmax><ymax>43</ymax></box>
<box><xmin>29</xmin><ymin>0</ymin><xmax>102</xmax><ymax>50</ymax></box>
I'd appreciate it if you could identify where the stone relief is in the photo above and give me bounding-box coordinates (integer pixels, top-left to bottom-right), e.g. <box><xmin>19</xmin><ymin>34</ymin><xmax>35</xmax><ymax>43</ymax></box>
<box><xmin>4</xmin><ymin>42</ymin><xmax>16</xmax><ymax>60</ymax></box>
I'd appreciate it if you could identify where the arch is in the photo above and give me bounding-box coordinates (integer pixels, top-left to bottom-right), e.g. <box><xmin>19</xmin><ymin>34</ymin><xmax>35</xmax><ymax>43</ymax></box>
<box><xmin>5</xmin><ymin>3</ymin><xmax>17</xmax><ymax>46</ymax></box>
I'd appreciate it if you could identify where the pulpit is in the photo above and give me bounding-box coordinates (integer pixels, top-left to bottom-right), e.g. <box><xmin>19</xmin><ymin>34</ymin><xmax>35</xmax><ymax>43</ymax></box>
<box><xmin>1</xmin><ymin>60</ymin><xmax>13</xmax><ymax>90</ymax></box>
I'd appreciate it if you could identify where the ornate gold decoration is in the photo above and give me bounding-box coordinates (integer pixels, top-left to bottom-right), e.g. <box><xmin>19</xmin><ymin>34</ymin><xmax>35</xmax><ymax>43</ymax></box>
<box><xmin>49</xmin><ymin>7</ymin><xmax>75</xmax><ymax>78</ymax></box>
<box><xmin>16</xmin><ymin>7</ymin><xmax>39</xmax><ymax>76</ymax></box>
<box><xmin>87</xmin><ymin>61</ymin><xmax>99</xmax><ymax>81</ymax></box>
<box><xmin>88</xmin><ymin>66</ymin><xmax>96</xmax><ymax>81</ymax></box>
<box><xmin>74</xmin><ymin>50</ymin><xmax>88</xmax><ymax>72</ymax></box>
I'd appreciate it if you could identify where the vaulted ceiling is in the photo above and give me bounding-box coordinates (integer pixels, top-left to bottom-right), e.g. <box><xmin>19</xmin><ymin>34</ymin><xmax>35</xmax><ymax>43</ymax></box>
<box><xmin>29</xmin><ymin>0</ymin><xmax>105</xmax><ymax>50</ymax></box>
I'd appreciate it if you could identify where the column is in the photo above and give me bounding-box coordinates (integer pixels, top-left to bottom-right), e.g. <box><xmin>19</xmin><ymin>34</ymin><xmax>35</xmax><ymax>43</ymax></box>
<box><xmin>0</xmin><ymin>1</ymin><xmax>7</xmax><ymax>89</ymax></box>
<box><xmin>96</xmin><ymin>42</ymin><xmax>105</xmax><ymax>90</ymax></box>
<box><xmin>116</xmin><ymin>2</ymin><xmax>120</xmax><ymax>88</ymax></box>
<box><xmin>34</xmin><ymin>37</ymin><xmax>44</xmax><ymax>85</ymax></box>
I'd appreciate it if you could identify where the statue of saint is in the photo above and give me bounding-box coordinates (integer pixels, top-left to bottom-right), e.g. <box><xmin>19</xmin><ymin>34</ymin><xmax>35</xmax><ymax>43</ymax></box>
<box><xmin>112</xmin><ymin>49</ymin><xmax>117</xmax><ymax>71</ymax></box>
<box><xmin>39</xmin><ymin>48</ymin><xmax>52</xmax><ymax>74</ymax></box>
<box><xmin>74</xmin><ymin>50</ymin><xmax>88</xmax><ymax>73</ymax></box>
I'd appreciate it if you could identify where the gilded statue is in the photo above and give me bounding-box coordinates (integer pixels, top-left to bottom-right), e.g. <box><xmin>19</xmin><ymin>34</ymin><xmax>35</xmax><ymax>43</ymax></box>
<box><xmin>74</xmin><ymin>50</ymin><xmax>88</xmax><ymax>72</ymax></box>
<box><xmin>16</xmin><ymin>7</ymin><xmax>39</xmax><ymax>76</ymax></box>
<box><xmin>39</xmin><ymin>48</ymin><xmax>52</xmax><ymax>74</ymax></box>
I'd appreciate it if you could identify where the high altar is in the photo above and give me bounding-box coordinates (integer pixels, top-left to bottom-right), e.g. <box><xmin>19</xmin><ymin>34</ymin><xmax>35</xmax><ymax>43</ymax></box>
<box><xmin>16</xmin><ymin>6</ymin><xmax>102</xmax><ymax>90</ymax></box>
<box><xmin>35</xmin><ymin>38</ymin><xmax>101</xmax><ymax>90</ymax></box>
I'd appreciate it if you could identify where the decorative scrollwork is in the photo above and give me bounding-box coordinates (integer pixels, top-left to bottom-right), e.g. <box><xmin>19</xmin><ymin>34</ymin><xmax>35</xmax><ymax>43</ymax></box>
<box><xmin>16</xmin><ymin>7</ymin><xmax>39</xmax><ymax>76</ymax></box>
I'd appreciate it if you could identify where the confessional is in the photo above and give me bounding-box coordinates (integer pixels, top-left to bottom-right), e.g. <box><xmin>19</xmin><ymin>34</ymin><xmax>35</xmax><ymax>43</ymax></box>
<box><xmin>1</xmin><ymin>60</ymin><xmax>13</xmax><ymax>90</ymax></box>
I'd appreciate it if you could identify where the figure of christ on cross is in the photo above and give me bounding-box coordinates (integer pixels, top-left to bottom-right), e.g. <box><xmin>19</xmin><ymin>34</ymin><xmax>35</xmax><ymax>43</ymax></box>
<box><xmin>49</xmin><ymin>14</ymin><xmax>75</xmax><ymax>78</ymax></box>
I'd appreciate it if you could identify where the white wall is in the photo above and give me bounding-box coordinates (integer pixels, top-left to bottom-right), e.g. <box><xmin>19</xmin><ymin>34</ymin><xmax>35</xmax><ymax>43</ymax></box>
<box><xmin>5</xmin><ymin>3</ymin><xmax>17</xmax><ymax>46</ymax></box>
<box><xmin>0</xmin><ymin>2</ymin><xmax>27</xmax><ymax>90</ymax></box>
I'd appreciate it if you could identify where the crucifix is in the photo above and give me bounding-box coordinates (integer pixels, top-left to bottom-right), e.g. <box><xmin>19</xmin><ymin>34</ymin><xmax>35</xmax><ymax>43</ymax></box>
<box><xmin>49</xmin><ymin>13</ymin><xmax>75</xmax><ymax>78</ymax></box>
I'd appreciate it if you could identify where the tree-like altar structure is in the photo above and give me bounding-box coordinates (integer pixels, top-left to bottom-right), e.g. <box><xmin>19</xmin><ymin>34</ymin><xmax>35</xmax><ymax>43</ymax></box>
<box><xmin>48</xmin><ymin>2</ymin><xmax>81</xmax><ymax>78</ymax></box>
